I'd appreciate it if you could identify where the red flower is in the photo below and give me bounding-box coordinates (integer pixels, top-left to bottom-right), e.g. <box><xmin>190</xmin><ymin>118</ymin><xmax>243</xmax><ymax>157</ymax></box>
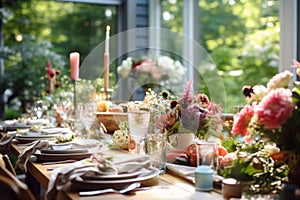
<box><xmin>45</xmin><ymin>88</ymin><xmax>51</xmax><ymax>94</ymax></box>
<box><xmin>46</xmin><ymin>59</ymin><xmax>55</xmax><ymax>80</ymax></box>
<box><xmin>170</xmin><ymin>100</ymin><xmax>178</xmax><ymax>109</ymax></box>
<box><xmin>132</xmin><ymin>60</ymin><xmax>143</xmax><ymax>70</ymax></box>
<box><xmin>55</xmin><ymin>70</ymin><xmax>61</xmax><ymax>75</ymax></box>
<box><xmin>197</xmin><ymin>93</ymin><xmax>210</xmax><ymax>105</ymax></box>
<box><xmin>54</xmin><ymin>82</ymin><xmax>60</xmax><ymax>88</ymax></box>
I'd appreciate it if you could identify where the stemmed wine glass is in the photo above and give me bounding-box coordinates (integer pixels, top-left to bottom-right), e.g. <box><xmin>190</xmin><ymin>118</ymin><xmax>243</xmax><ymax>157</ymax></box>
<box><xmin>77</xmin><ymin>103</ymin><xmax>96</xmax><ymax>138</ymax></box>
<box><xmin>127</xmin><ymin>102</ymin><xmax>150</xmax><ymax>154</ymax></box>
<box><xmin>54</xmin><ymin>99</ymin><xmax>73</xmax><ymax>124</ymax></box>
<box><xmin>32</xmin><ymin>100</ymin><xmax>44</xmax><ymax>119</ymax></box>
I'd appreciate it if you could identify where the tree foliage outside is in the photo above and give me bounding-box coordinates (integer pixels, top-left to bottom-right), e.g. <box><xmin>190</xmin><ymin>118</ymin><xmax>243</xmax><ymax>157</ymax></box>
<box><xmin>0</xmin><ymin>0</ymin><xmax>117</xmax><ymax>118</ymax></box>
<box><xmin>162</xmin><ymin>0</ymin><xmax>279</xmax><ymax>112</ymax></box>
<box><xmin>0</xmin><ymin>0</ymin><xmax>280</xmax><ymax>118</ymax></box>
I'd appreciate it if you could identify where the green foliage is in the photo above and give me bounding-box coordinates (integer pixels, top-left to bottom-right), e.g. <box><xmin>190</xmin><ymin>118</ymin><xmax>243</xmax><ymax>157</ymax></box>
<box><xmin>4</xmin><ymin>107</ymin><xmax>21</xmax><ymax>120</ymax></box>
<box><xmin>220</xmin><ymin>139</ymin><xmax>289</xmax><ymax>194</ymax></box>
<box><xmin>1</xmin><ymin>0</ymin><xmax>117</xmax><ymax>116</ymax></box>
<box><xmin>162</xmin><ymin>0</ymin><xmax>279</xmax><ymax>113</ymax></box>
<box><xmin>1</xmin><ymin>34</ymin><xmax>67</xmax><ymax>111</ymax></box>
<box><xmin>222</xmin><ymin>155</ymin><xmax>261</xmax><ymax>182</ymax></box>
<box><xmin>2</xmin><ymin>0</ymin><xmax>280</xmax><ymax>116</ymax></box>
<box><xmin>221</xmin><ymin>137</ymin><xmax>239</xmax><ymax>153</ymax></box>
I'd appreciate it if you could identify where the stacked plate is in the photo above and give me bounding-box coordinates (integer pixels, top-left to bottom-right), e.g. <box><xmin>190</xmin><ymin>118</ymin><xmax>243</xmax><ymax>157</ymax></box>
<box><xmin>34</xmin><ymin>149</ymin><xmax>91</xmax><ymax>162</ymax></box>
<box><xmin>1</xmin><ymin>119</ymin><xmax>50</xmax><ymax>131</ymax></box>
<box><xmin>15</xmin><ymin>128</ymin><xmax>69</xmax><ymax>144</ymax></box>
<box><xmin>72</xmin><ymin>167</ymin><xmax>160</xmax><ymax>191</ymax></box>
<box><xmin>34</xmin><ymin>139</ymin><xmax>105</xmax><ymax>162</ymax></box>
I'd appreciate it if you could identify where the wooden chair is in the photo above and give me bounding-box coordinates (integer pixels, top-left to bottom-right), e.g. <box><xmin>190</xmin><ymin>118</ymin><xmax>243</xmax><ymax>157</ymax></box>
<box><xmin>1</xmin><ymin>154</ymin><xmax>17</xmax><ymax>176</ymax></box>
<box><xmin>0</xmin><ymin>166</ymin><xmax>35</xmax><ymax>200</ymax></box>
<box><xmin>0</xmin><ymin>175</ymin><xmax>21</xmax><ymax>199</ymax></box>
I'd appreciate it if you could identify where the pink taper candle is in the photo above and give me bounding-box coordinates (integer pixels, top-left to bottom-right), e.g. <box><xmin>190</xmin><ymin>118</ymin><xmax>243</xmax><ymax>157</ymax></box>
<box><xmin>70</xmin><ymin>52</ymin><xmax>80</xmax><ymax>81</ymax></box>
<box><xmin>104</xmin><ymin>26</ymin><xmax>110</xmax><ymax>90</ymax></box>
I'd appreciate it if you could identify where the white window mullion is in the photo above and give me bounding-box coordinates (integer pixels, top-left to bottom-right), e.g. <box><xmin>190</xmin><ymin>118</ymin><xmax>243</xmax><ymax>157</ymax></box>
<box><xmin>149</xmin><ymin>0</ymin><xmax>161</xmax><ymax>57</ymax></box>
<box><xmin>183</xmin><ymin>0</ymin><xmax>199</xmax><ymax>83</ymax></box>
<box><xmin>279</xmin><ymin>0</ymin><xmax>297</xmax><ymax>77</ymax></box>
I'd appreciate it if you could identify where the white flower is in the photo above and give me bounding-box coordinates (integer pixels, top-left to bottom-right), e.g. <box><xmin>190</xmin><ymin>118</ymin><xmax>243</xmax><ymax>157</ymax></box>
<box><xmin>157</xmin><ymin>56</ymin><xmax>174</xmax><ymax>72</ymax></box>
<box><xmin>117</xmin><ymin>57</ymin><xmax>133</xmax><ymax>77</ymax></box>
<box><xmin>267</xmin><ymin>70</ymin><xmax>293</xmax><ymax>91</ymax></box>
<box><xmin>247</xmin><ymin>84</ymin><xmax>268</xmax><ymax>103</ymax></box>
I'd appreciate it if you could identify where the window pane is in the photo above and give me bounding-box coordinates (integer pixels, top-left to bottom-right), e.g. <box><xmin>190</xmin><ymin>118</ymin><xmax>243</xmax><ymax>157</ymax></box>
<box><xmin>161</xmin><ymin>0</ymin><xmax>279</xmax><ymax>112</ymax></box>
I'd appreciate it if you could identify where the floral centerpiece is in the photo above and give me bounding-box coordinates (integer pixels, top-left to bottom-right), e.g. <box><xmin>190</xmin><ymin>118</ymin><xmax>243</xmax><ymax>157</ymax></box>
<box><xmin>117</xmin><ymin>55</ymin><xmax>186</xmax><ymax>91</ymax></box>
<box><xmin>231</xmin><ymin>60</ymin><xmax>300</xmax><ymax>187</ymax></box>
<box><xmin>144</xmin><ymin>79</ymin><xmax>223</xmax><ymax>141</ymax></box>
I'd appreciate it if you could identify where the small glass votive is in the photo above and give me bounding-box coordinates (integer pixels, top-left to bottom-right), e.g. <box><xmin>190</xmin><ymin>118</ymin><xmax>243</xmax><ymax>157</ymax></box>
<box><xmin>197</xmin><ymin>140</ymin><xmax>219</xmax><ymax>170</ymax></box>
<box><xmin>144</xmin><ymin>133</ymin><xmax>167</xmax><ymax>174</ymax></box>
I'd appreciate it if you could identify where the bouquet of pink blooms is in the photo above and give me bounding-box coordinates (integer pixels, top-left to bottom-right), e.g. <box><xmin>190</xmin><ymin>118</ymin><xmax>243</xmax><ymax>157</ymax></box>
<box><xmin>232</xmin><ymin>60</ymin><xmax>300</xmax><ymax>154</ymax></box>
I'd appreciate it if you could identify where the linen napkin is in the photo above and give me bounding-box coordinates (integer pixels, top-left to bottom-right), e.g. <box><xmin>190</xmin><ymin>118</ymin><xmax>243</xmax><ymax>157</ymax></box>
<box><xmin>0</xmin><ymin>132</ymin><xmax>16</xmax><ymax>154</ymax></box>
<box><xmin>15</xmin><ymin>140</ymin><xmax>49</xmax><ymax>172</ymax></box>
<box><xmin>45</xmin><ymin>153</ymin><xmax>152</xmax><ymax>200</ymax></box>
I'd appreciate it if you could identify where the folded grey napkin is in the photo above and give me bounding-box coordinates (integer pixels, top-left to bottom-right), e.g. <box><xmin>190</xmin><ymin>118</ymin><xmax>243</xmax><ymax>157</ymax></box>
<box><xmin>15</xmin><ymin>140</ymin><xmax>49</xmax><ymax>172</ymax></box>
<box><xmin>45</xmin><ymin>153</ymin><xmax>152</xmax><ymax>200</ymax></box>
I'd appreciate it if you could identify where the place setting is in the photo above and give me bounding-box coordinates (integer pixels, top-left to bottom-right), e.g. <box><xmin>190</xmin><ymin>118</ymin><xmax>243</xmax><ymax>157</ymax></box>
<box><xmin>45</xmin><ymin>153</ymin><xmax>160</xmax><ymax>199</ymax></box>
<box><xmin>33</xmin><ymin>138</ymin><xmax>108</xmax><ymax>162</ymax></box>
<box><xmin>0</xmin><ymin>118</ymin><xmax>51</xmax><ymax>132</ymax></box>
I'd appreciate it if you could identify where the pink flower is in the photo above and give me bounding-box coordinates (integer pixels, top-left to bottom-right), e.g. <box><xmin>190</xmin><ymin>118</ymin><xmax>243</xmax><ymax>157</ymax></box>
<box><xmin>232</xmin><ymin>105</ymin><xmax>254</xmax><ymax>136</ymax></box>
<box><xmin>292</xmin><ymin>59</ymin><xmax>300</xmax><ymax>68</ymax></box>
<box><xmin>255</xmin><ymin>88</ymin><xmax>294</xmax><ymax>129</ymax></box>
<box><xmin>156</xmin><ymin>113</ymin><xmax>177</xmax><ymax>129</ymax></box>
<box><xmin>150</xmin><ymin>67</ymin><xmax>163</xmax><ymax>80</ymax></box>
<box><xmin>292</xmin><ymin>59</ymin><xmax>300</xmax><ymax>76</ymax></box>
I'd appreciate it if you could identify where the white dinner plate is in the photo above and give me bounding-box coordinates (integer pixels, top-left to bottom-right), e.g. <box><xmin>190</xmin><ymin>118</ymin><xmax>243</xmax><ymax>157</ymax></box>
<box><xmin>40</xmin><ymin>148</ymin><xmax>89</xmax><ymax>154</ymax></box>
<box><xmin>34</xmin><ymin>151</ymin><xmax>92</xmax><ymax>162</ymax></box>
<box><xmin>71</xmin><ymin>167</ymin><xmax>160</xmax><ymax>191</ymax></box>
<box><xmin>81</xmin><ymin>170</ymin><xmax>143</xmax><ymax>181</ymax></box>
<box><xmin>16</xmin><ymin>132</ymin><xmax>58</xmax><ymax>138</ymax></box>
<box><xmin>40</xmin><ymin>127</ymin><xmax>70</xmax><ymax>135</ymax></box>
<box><xmin>3</xmin><ymin>125</ymin><xmax>32</xmax><ymax>131</ymax></box>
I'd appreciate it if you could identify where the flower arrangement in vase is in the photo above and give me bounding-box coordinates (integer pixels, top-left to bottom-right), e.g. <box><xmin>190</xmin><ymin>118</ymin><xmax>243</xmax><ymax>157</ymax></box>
<box><xmin>143</xmin><ymin>79</ymin><xmax>223</xmax><ymax>143</ymax></box>
<box><xmin>231</xmin><ymin>59</ymin><xmax>300</xmax><ymax>187</ymax></box>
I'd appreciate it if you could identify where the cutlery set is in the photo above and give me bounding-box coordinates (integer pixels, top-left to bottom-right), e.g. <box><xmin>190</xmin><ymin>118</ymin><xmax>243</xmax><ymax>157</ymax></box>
<box><xmin>79</xmin><ymin>182</ymin><xmax>141</xmax><ymax>196</ymax></box>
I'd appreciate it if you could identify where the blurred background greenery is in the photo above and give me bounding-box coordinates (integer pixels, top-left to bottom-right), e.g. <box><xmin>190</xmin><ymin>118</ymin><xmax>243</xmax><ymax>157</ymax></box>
<box><xmin>0</xmin><ymin>0</ymin><xmax>279</xmax><ymax>119</ymax></box>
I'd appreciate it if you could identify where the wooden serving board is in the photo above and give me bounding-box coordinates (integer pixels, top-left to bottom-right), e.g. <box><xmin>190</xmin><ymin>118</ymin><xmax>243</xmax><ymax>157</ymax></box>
<box><xmin>95</xmin><ymin>112</ymin><xmax>128</xmax><ymax>133</ymax></box>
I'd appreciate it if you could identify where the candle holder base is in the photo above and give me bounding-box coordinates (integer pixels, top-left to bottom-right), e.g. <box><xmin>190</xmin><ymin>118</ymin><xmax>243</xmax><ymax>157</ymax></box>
<box><xmin>94</xmin><ymin>88</ymin><xmax>114</xmax><ymax>101</ymax></box>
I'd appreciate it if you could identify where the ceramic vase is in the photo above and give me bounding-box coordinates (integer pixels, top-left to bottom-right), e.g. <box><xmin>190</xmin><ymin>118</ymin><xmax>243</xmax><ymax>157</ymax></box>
<box><xmin>168</xmin><ymin>132</ymin><xmax>195</xmax><ymax>150</ymax></box>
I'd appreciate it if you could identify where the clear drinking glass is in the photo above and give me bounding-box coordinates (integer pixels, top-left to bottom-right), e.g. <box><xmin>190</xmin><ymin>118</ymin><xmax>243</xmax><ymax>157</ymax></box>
<box><xmin>55</xmin><ymin>99</ymin><xmax>73</xmax><ymax>121</ymax></box>
<box><xmin>32</xmin><ymin>100</ymin><xmax>44</xmax><ymax>119</ymax></box>
<box><xmin>128</xmin><ymin>102</ymin><xmax>150</xmax><ymax>154</ymax></box>
<box><xmin>145</xmin><ymin>133</ymin><xmax>167</xmax><ymax>174</ymax></box>
<box><xmin>197</xmin><ymin>140</ymin><xmax>219</xmax><ymax>171</ymax></box>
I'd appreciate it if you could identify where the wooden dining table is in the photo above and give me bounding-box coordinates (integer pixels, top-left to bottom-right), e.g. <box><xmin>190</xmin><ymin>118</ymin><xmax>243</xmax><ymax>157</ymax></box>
<box><xmin>5</xmin><ymin>134</ymin><xmax>224</xmax><ymax>200</ymax></box>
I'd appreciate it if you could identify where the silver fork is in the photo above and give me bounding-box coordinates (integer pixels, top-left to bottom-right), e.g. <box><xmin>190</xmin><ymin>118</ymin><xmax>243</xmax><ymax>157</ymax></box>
<box><xmin>79</xmin><ymin>182</ymin><xmax>141</xmax><ymax>196</ymax></box>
